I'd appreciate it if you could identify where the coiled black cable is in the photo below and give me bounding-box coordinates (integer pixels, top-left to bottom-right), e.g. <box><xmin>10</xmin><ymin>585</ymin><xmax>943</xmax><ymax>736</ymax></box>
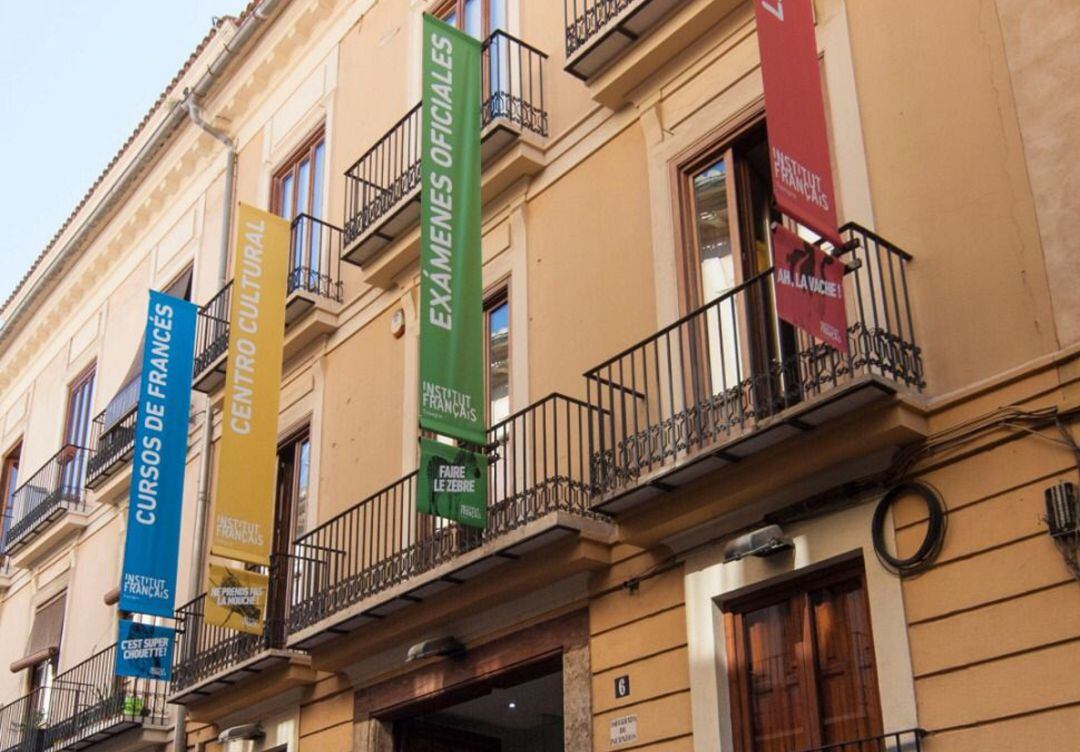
<box><xmin>872</xmin><ymin>481</ymin><xmax>946</xmax><ymax>576</ymax></box>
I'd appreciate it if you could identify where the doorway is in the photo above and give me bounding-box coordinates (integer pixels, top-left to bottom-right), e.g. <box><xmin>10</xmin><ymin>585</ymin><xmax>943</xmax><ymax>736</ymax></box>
<box><xmin>678</xmin><ymin>121</ymin><xmax>803</xmax><ymax>419</ymax></box>
<box><xmin>393</xmin><ymin>661</ymin><xmax>564</xmax><ymax>752</ymax></box>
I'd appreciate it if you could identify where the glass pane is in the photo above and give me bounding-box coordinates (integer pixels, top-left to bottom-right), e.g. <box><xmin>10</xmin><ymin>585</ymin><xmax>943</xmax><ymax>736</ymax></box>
<box><xmin>280</xmin><ymin>173</ymin><xmax>294</xmax><ymax>219</ymax></box>
<box><xmin>692</xmin><ymin>159</ymin><xmax>740</xmax><ymax>396</ymax></box>
<box><xmin>487</xmin><ymin>300</ymin><xmax>510</xmax><ymax>425</ymax></box>
<box><xmin>489</xmin><ymin>0</ymin><xmax>506</xmax><ymax>32</ymax></box>
<box><xmin>464</xmin><ymin>0</ymin><xmax>481</xmax><ymax>37</ymax></box>
<box><xmin>810</xmin><ymin>579</ymin><xmax>883</xmax><ymax>745</ymax></box>
<box><xmin>294</xmin><ymin>438</ymin><xmax>310</xmax><ymax>537</ymax></box>
<box><xmin>310</xmin><ymin>142</ymin><xmax>326</xmax><ymax>280</ymax></box>
<box><xmin>296</xmin><ymin>158</ymin><xmax>311</xmax><ymax>216</ymax></box>
<box><xmin>443</xmin><ymin>9</ymin><xmax>457</xmax><ymax>28</ymax></box>
<box><xmin>743</xmin><ymin>598</ymin><xmax>813</xmax><ymax>752</ymax></box>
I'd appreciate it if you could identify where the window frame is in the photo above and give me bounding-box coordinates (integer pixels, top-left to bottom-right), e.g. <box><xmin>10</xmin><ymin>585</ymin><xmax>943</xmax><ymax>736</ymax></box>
<box><xmin>432</xmin><ymin>0</ymin><xmax>501</xmax><ymax>39</ymax></box>
<box><xmin>271</xmin><ymin>126</ymin><xmax>327</xmax><ymax>222</ymax></box>
<box><xmin>63</xmin><ymin>364</ymin><xmax>96</xmax><ymax>449</ymax></box>
<box><xmin>1</xmin><ymin>441</ymin><xmax>21</xmax><ymax>556</ymax></box>
<box><xmin>721</xmin><ymin>559</ymin><xmax>885</xmax><ymax>752</ymax></box>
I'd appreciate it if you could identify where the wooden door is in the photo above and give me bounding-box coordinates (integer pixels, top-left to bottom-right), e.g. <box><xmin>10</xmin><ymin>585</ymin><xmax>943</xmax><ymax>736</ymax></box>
<box><xmin>725</xmin><ymin>564</ymin><xmax>884</xmax><ymax>752</ymax></box>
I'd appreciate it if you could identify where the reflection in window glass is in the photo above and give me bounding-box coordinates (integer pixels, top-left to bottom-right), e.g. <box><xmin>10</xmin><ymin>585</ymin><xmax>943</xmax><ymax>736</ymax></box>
<box><xmin>692</xmin><ymin>159</ymin><xmax>740</xmax><ymax>394</ymax></box>
<box><xmin>487</xmin><ymin>299</ymin><xmax>510</xmax><ymax>425</ymax></box>
<box><xmin>295</xmin><ymin>437</ymin><xmax>310</xmax><ymax>537</ymax></box>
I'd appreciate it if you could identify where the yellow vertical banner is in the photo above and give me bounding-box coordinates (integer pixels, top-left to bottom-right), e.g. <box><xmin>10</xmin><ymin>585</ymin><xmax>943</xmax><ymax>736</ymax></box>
<box><xmin>210</xmin><ymin>203</ymin><xmax>289</xmax><ymax>566</ymax></box>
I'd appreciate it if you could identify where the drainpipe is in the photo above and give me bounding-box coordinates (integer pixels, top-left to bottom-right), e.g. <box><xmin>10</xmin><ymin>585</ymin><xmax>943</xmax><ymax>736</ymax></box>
<box><xmin>175</xmin><ymin>101</ymin><xmax>235</xmax><ymax>752</ymax></box>
<box><xmin>185</xmin><ymin>97</ymin><xmax>234</xmax><ymax>595</ymax></box>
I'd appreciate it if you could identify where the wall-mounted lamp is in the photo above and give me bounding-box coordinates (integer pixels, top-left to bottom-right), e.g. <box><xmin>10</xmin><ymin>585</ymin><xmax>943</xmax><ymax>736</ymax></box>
<box><xmin>1045</xmin><ymin>481</ymin><xmax>1080</xmax><ymax>582</ymax></box>
<box><xmin>217</xmin><ymin>724</ymin><xmax>265</xmax><ymax>743</ymax></box>
<box><xmin>723</xmin><ymin>524</ymin><xmax>794</xmax><ymax>563</ymax></box>
<box><xmin>406</xmin><ymin>636</ymin><xmax>465</xmax><ymax>663</ymax></box>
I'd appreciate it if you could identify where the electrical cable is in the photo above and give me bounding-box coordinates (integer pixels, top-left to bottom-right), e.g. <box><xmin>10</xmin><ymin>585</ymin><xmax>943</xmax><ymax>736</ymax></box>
<box><xmin>871</xmin><ymin>481</ymin><xmax>946</xmax><ymax>576</ymax></box>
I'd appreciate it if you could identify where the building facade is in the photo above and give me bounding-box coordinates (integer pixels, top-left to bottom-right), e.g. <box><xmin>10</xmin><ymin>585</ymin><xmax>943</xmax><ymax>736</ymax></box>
<box><xmin>0</xmin><ymin>1</ymin><xmax>1077</xmax><ymax>751</ymax></box>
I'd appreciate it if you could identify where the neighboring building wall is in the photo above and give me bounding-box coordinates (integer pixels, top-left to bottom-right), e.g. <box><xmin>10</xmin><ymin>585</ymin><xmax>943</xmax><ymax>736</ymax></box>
<box><xmin>845</xmin><ymin>0</ymin><xmax>1059</xmax><ymax>393</ymax></box>
<box><xmin>994</xmin><ymin>0</ymin><xmax>1080</xmax><ymax>349</ymax></box>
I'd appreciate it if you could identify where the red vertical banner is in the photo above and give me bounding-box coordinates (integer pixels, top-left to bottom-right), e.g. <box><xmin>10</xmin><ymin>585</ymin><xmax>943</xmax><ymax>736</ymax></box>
<box><xmin>755</xmin><ymin>0</ymin><xmax>841</xmax><ymax>245</ymax></box>
<box><xmin>772</xmin><ymin>225</ymin><xmax>848</xmax><ymax>353</ymax></box>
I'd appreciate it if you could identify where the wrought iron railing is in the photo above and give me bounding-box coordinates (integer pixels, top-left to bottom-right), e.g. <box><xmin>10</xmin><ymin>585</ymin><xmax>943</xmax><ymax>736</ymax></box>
<box><xmin>482</xmin><ymin>31</ymin><xmax>549</xmax><ymax>137</ymax></box>
<box><xmin>85</xmin><ymin>404</ymin><xmax>138</xmax><ymax>489</ymax></box>
<box><xmin>4</xmin><ymin>445</ymin><xmax>91</xmax><ymax>554</ymax></box>
<box><xmin>795</xmin><ymin>729</ymin><xmax>926</xmax><ymax>752</ymax></box>
<box><xmin>565</xmin><ymin>0</ymin><xmax>645</xmax><ymax>57</ymax></box>
<box><xmin>193</xmin><ymin>281</ymin><xmax>232</xmax><ymax>378</ymax></box>
<box><xmin>342</xmin><ymin>30</ymin><xmax>548</xmax><ymax>248</ymax></box>
<box><xmin>342</xmin><ymin>104</ymin><xmax>421</xmax><ymax>246</ymax></box>
<box><xmin>43</xmin><ymin>642</ymin><xmax>168</xmax><ymax>749</ymax></box>
<box><xmin>288</xmin><ymin>214</ymin><xmax>344</xmax><ymax>302</ymax></box>
<box><xmin>289</xmin><ymin>393</ymin><xmax>606</xmax><ymax>634</ymax></box>
<box><xmin>584</xmin><ymin>222</ymin><xmax>923</xmax><ymax>492</ymax></box>
<box><xmin>0</xmin><ymin>686</ymin><xmax>46</xmax><ymax>752</ymax></box>
<box><xmin>170</xmin><ymin>556</ymin><xmax>292</xmax><ymax>694</ymax></box>
<box><xmin>0</xmin><ymin>644</ymin><xmax>167</xmax><ymax>752</ymax></box>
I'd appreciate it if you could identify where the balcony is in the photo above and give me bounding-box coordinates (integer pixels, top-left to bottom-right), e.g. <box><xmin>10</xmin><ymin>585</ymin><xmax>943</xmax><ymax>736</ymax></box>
<box><xmin>84</xmin><ymin>380</ymin><xmax>140</xmax><ymax>491</ymax></box>
<box><xmin>564</xmin><ymin>0</ymin><xmax>741</xmax><ymax>106</ymax></box>
<box><xmin>584</xmin><ymin>223</ymin><xmax>925</xmax><ymax>512</ymax></box>
<box><xmin>169</xmin><ymin>562</ymin><xmax>312</xmax><ymax>707</ymax></box>
<box><xmin>191</xmin><ymin>281</ymin><xmax>231</xmax><ymax>393</ymax></box>
<box><xmin>0</xmin><ymin>643</ymin><xmax>168</xmax><ymax>752</ymax></box>
<box><xmin>341</xmin><ymin>31</ymin><xmax>549</xmax><ymax>276</ymax></box>
<box><xmin>287</xmin><ymin>394</ymin><xmax>613</xmax><ymax>651</ymax></box>
<box><xmin>192</xmin><ymin>214</ymin><xmax>344</xmax><ymax>393</ymax></box>
<box><xmin>794</xmin><ymin>729</ymin><xmax>926</xmax><ymax>752</ymax></box>
<box><xmin>3</xmin><ymin>446</ymin><xmax>91</xmax><ymax>567</ymax></box>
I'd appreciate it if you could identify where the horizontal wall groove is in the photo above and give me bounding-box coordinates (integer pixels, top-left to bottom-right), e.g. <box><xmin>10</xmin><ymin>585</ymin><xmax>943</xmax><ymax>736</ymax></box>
<box><xmin>590</xmin><ymin>602</ymin><xmax>685</xmax><ymax>640</ymax></box>
<box><xmin>907</xmin><ymin>578</ymin><xmax>1075</xmax><ymax>627</ymax></box>
<box><xmin>913</xmin><ymin>634</ymin><xmax>1080</xmax><ymax>680</ymax></box>
<box><xmin>926</xmin><ymin>698</ymin><xmax>1080</xmax><ymax>736</ymax></box>
<box><xmin>594</xmin><ymin>687</ymin><xmax>690</xmax><ymax>717</ymax></box>
<box><xmin>894</xmin><ymin>463</ymin><xmax>1075</xmax><ymax>532</ymax></box>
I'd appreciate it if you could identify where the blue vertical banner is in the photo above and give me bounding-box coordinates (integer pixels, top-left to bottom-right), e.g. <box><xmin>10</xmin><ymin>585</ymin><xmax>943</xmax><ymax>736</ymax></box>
<box><xmin>118</xmin><ymin>291</ymin><xmax>197</xmax><ymax>618</ymax></box>
<box><xmin>116</xmin><ymin>619</ymin><xmax>174</xmax><ymax>680</ymax></box>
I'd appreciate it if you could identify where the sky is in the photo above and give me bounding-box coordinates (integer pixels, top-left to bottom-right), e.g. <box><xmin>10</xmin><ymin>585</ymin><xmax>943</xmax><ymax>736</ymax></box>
<box><xmin>0</xmin><ymin>0</ymin><xmax>249</xmax><ymax>306</ymax></box>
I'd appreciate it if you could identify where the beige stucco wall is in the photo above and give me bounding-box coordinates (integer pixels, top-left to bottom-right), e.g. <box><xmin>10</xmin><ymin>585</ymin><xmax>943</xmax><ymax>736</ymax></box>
<box><xmin>319</xmin><ymin>305</ymin><xmax>406</xmax><ymax>518</ymax></box>
<box><xmin>846</xmin><ymin>0</ymin><xmax>1059</xmax><ymax>394</ymax></box>
<box><xmin>526</xmin><ymin>122</ymin><xmax>657</xmax><ymax>399</ymax></box>
<box><xmin>993</xmin><ymin>0</ymin><xmax>1080</xmax><ymax>348</ymax></box>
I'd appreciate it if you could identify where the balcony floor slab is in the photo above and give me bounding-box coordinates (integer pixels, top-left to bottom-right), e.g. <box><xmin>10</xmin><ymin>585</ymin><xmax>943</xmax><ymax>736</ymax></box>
<box><xmin>287</xmin><ymin>510</ymin><xmax>613</xmax><ymax>652</ymax></box>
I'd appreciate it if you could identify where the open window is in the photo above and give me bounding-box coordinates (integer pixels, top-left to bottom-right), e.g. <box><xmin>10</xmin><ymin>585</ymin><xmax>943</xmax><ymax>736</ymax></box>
<box><xmin>677</xmin><ymin>120</ymin><xmax>803</xmax><ymax>416</ymax></box>
<box><xmin>1</xmin><ymin>442</ymin><xmax>20</xmax><ymax>553</ymax></box>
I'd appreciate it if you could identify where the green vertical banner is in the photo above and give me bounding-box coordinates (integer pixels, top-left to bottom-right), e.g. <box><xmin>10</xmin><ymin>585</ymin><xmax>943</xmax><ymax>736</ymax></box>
<box><xmin>419</xmin><ymin>438</ymin><xmax>488</xmax><ymax>528</ymax></box>
<box><xmin>419</xmin><ymin>14</ymin><xmax>485</xmax><ymax>446</ymax></box>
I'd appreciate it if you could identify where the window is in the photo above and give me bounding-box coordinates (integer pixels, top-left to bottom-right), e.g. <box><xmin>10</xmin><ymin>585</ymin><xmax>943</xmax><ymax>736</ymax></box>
<box><xmin>61</xmin><ymin>367</ymin><xmax>95</xmax><ymax>495</ymax></box>
<box><xmin>485</xmin><ymin>289</ymin><xmax>510</xmax><ymax>426</ymax></box>
<box><xmin>271</xmin><ymin>428</ymin><xmax>311</xmax><ymax>629</ymax></box>
<box><xmin>1</xmin><ymin>443</ymin><xmax>20</xmax><ymax>551</ymax></box>
<box><xmin>434</xmin><ymin>0</ymin><xmax>506</xmax><ymax>39</ymax></box>
<box><xmin>723</xmin><ymin>562</ymin><xmax>883</xmax><ymax>752</ymax></box>
<box><xmin>275</xmin><ymin>428</ymin><xmax>312</xmax><ymax>543</ymax></box>
<box><xmin>16</xmin><ymin>591</ymin><xmax>66</xmax><ymax>719</ymax></box>
<box><xmin>273</xmin><ymin>129</ymin><xmax>326</xmax><ymax>222</ymax></box>
<box><xmin>274</xmin><ymin>129</ymin><xmax>327</xmax><ymax>289</ymax></box>
<box><xmin>678</xmin><ymin>121</ymin><xmax>801</xmax><ymax>409</ymax></box>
